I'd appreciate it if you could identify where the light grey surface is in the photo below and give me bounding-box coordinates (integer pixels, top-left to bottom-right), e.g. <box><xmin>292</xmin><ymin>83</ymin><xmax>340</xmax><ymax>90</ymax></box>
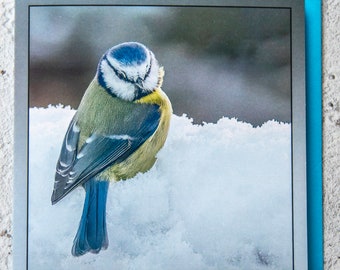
<box><xmin>322</xmin><ymin>1</ymin><xmax>340</xmax><ymax>269</ymax></box>
<box><xmin>0</xmin><ymin>1</ymin><xmax>14</xmax><ymax>269</ymax></box>
<box><xmin>0</xmin><ymin>0</ymin><xmax>338</xmax><ymax>269</ymax></box>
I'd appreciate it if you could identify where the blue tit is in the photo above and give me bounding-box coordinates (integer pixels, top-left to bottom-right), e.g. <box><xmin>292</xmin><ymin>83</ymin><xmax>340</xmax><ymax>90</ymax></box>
<box><xmin>51</xmin><ymin>42</ymin><xmax>172</xmax><ymax>256</ymax></box>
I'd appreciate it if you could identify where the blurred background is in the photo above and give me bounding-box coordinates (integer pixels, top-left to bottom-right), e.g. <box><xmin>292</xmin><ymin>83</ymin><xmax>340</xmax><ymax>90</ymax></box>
<box><xmin>29</xmin><ymin>6</ymin><xmax>291</xmax><ymax>126</ymax></box>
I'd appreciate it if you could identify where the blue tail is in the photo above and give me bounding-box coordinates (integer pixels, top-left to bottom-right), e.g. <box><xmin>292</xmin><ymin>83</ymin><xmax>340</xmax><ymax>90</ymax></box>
<box><xmin>72</xmin><ymin>179</ymin><xmax>109</xmax><ymax>256</ymax></box>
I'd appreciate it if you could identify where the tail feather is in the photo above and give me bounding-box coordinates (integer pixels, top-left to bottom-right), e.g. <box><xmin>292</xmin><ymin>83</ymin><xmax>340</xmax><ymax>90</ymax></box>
<box><xmin>72</xmin><ymin>179</ymin><xmax>109</xmax><ymax>256</ymax></box>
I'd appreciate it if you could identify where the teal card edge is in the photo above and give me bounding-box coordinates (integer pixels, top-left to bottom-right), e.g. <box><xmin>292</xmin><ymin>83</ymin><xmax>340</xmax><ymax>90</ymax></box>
<box><xmin>305</xmin><ymin>0</ymin><xmax>323</xmax><ymax>269</ymax></box>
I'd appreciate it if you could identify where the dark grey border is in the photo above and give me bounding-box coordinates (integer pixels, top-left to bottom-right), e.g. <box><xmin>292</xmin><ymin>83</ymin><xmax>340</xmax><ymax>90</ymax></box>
<box><xmin>14</xmin><ymin>1</ymin><xmax>307</xmax><ymax>269</ymax></box>
<box><xmin>290</xmin><ymin>2</ymin><xmax>307</xmax><ymax>269</ymax></box>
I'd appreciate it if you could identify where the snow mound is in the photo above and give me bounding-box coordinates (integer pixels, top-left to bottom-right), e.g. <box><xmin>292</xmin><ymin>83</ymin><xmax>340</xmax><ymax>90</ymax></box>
<box><xmin>28</xmin><ymin>106</ymin><xmax>292</xmax><ymax>270</ymax></box>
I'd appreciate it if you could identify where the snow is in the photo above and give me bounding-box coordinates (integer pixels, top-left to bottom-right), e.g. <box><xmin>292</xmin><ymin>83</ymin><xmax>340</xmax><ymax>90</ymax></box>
<box><xmin>28</xmin><ymin>106</ymin><xmax>293</xmax><ymax>270</ymax></box>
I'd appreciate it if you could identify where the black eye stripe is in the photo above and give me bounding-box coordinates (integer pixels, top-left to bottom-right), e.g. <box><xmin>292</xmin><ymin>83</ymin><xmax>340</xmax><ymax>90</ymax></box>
<box><xmin>104</xmin><ymin>55</ymin><xmax>131</xmax><ymax>83</ymax></box>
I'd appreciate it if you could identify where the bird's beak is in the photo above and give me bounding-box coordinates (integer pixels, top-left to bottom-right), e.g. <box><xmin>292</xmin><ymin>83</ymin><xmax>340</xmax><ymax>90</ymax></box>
<box><xmin>135</xmin><ymin>77</ymin><xmax>144</xmax><ymax>89</ymax></box>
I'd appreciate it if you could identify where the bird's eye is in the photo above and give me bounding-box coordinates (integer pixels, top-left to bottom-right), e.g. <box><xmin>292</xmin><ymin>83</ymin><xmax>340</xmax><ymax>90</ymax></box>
<box><xmin>117</xmin><ymin>70</ymin><xmax>127</xmax><ymax>80</ymax></box>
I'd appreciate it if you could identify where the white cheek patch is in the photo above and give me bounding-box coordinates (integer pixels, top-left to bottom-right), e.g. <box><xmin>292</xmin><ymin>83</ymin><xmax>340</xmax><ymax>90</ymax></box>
<box><xmin>100</xmin><ymin>61</ymin><xmax>136</xmax><ymax>101</ymax></box>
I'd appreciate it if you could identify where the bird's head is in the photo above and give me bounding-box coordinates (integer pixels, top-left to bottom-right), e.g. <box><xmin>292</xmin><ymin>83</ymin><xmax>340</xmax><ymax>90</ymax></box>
<box><xmin>97</xmin><ymin>42</ymin><xmax>163</xmax><ymax>101</ymax></box>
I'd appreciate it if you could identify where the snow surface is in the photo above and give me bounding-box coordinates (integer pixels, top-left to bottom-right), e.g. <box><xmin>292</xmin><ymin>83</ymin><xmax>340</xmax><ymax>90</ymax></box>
<box><xmin>29</xmin><ymin>106</ymin><xmax>293</xmax><ymax>270</ymax></box>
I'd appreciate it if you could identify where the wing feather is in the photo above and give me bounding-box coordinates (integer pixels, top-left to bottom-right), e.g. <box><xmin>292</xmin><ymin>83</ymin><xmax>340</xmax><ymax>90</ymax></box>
<box><xmin>51</xmin><ymin>103</ymin><xmax>160</xmax><ymax>204</ymax></box>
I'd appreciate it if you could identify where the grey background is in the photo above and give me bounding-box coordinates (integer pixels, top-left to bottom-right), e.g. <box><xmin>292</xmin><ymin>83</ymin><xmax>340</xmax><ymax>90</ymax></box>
<box><xmin>29</xmin><ymin>6</ymin><xmax>291</xmax><ymax>126</ymax></box>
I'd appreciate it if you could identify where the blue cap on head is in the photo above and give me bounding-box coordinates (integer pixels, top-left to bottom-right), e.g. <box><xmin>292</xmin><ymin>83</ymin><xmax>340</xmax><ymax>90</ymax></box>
<box><xmin>110</xmin><ymin>42</ymin><xmax>147</xmax><ymax>66</ymax></box>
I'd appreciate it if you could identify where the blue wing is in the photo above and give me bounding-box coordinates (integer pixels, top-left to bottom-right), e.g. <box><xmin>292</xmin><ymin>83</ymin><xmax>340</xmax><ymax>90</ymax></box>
<box><xmin>51</xmin><ymin>104</ymin><xmax>160</xmax><ymax>204</ymax></box>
